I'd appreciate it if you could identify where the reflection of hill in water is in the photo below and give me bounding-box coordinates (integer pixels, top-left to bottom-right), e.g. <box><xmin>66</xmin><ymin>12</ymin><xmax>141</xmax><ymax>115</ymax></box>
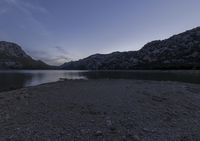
<box><xmin>0</xmin><ymin>73</ymin><xmax>33</xmax><ymax>92</ymax></box>
<box><xmin>0</xmin><ymin>70</ymin><xmax>86</xmax><ymax>92</ymax></box>
<box><xmin>79</xmin><ymin>71</ymin><xmax>200</xmax><ymax>84</ymax></box>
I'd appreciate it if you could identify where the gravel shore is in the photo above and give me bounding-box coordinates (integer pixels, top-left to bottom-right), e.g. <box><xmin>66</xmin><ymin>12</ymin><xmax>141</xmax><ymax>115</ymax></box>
<box><xmin>0</xmin><ymin>79</ymin><xmax>200</xmax><ymax>141</ymax></box>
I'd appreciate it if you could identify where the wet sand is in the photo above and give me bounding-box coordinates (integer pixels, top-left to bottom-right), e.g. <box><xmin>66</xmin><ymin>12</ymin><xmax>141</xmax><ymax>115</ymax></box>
<box><xmin>0</xmin><ymin>79</ymin><xmax>200</xmax><ymax>141</ymax></box>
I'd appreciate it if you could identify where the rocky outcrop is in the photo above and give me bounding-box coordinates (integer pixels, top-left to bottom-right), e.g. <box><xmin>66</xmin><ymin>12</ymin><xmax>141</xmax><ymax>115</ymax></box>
<box><xmin>61</xmin><ymin>27</ymin><xmax>200</xmax><ymax>70</ymax></box>
<box><xmin>0</xmin><ymin>41</ymin><xmax>50</xmax><ymax>69</ymax></box>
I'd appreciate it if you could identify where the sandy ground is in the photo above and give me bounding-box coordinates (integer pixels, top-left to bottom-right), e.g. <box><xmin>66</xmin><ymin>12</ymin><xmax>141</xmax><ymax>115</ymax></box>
<box><xmin>0</xmin><ymin>79</ymin><xmax>200</xmax><ymax>141</ymax></box>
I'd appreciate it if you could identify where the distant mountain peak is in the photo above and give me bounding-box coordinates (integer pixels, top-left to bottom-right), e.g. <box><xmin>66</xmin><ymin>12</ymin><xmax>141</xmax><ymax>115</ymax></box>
<box><xmin>0</xmin><ymin>41</ymin><xmax>30</xmax><ymax>58</ymax></box>
<box><xmin>0</xmin><ymin>41</ymin><xmax>50</xmax><ymax>69</ymax></box>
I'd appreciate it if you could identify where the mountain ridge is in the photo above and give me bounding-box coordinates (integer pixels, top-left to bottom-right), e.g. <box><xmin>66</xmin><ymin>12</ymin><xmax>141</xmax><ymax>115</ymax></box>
<box><xmin>61</xmin><ymin>27</ymin><xmax>200</xmax><ymax>70</ymax></box>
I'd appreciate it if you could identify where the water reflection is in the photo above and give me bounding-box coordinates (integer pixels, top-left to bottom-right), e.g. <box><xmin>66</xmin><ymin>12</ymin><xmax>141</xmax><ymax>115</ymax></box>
<box><xmin>80</xmin><ymin>70</ymin><xmax>200</xmax><ymax>84</ymax></box>
<box><xmin>0</xmin><ymin>70</ymin><xmax>87</xmax><ymax>92</ymax></box>
<box><xmin>0</xmin><ymin>70</ymin><xmax>200</xmax><ymax>92</ymax></box>
<box><xmin>0</xmin><ymin>72</ymin><xmax>32</xmax><ymax>92</ymax></box>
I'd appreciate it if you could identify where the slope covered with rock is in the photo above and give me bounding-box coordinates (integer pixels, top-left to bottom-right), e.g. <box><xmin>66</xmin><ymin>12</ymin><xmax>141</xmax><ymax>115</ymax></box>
<box><xmin>0</xmin><ymin>41</ymin><xmax>50</xmax><ymax>69</ymax></box>
<box><xmin>61</xmin><ymin>27</ymin><xmax>200</xmax><ymax>70</ymax></box>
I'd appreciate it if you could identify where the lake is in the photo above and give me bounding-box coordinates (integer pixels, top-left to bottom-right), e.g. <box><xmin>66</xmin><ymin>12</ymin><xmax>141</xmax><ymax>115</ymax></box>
<box><xmin>0</xmin><ymin>70</ymin><xmax>200</xmax><ymax>92</ymax></box>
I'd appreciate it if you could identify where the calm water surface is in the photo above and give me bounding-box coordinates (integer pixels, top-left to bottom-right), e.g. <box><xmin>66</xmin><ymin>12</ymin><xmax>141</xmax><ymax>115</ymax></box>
<box><xmin>0</xmin><ymin>70</ymin><xmax>200</xmax><ymax>92</ymax></box>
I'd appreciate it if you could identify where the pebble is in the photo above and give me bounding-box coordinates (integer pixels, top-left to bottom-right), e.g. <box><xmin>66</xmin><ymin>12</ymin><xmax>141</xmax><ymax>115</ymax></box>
<box><xmin>126</xmin><ymin>133</ymin><xmax>141</xmax><ymax>141</ymax></box>
<box><xmin>133</xmin><ymin>135</ymin><xmax>141</xmax><ymax>141</ymax></box>
<box><xmin>91</xmin><ymin>119</ymin><xmax>95</xmax><ymax>122</ymax></box>
<box><xmin>143</xmin><ymin>128</ymin><xmax>156</xmax><ymax>133</ymax></box>
<box><xmin>106</xmin><ymin>119</ymin><xmax>112</xmax><ymax>127</ymax></box>
<box><xmin>94</xmin><ymin>130</ymin><xmax>103</xmax><ymax>136</ymax></box>
<box><xmin>110</xmin><ymin>126</ymin><xmax>116</xmax><ymax>131</ymax></box>
<box><xmin>106</xmin><ymin>118</ymin><xmax>117</xmax><ymax>131</ymax></box>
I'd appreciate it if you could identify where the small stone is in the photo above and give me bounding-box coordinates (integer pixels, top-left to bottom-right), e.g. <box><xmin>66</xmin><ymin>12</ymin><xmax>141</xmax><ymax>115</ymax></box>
<box><xmin>122</xmin><ymin>135</ymin><xmax>127</xmax><ymax>141</ymax></box>
<box><xmin>143</xmin><ymin>127</ymin><xmax>151</xmax><ymax>132</ymax></box>
<box><xmin>106</xmin><ymin>119</ymin><xmax>112</xmax><ymax>127</ymax></box>
<box><xmin>143</xmin><ymin>128</ymin><xmax>156</xmax><ymax>133</ymax></box>
<box><xmin>183</xmin><ymin>112</ymin><xmax>188</xmax><ymax>115</ymax></box>
<box><xmin>94</xmin><ymin>130</ymin><xmax>103</xmax><ymax>136</ymax></box>
<box><xmin>126</xmin><ymin>132</ymin><xmax>141</xmax><ymax>141</ymax></box>
<box><xmin>110</xmin><ymin>127</ymin><xmax>117</xmax><ymax>132</ymax></box>
<box><xmin>80</xmin><ymin>129</ymin><xmax>88</xmax><ymax>134</ymax></box>
<box><xmin>133</xmin><ymin>135</ymin><xmax>140</xmax><ymax>141</ymax></box>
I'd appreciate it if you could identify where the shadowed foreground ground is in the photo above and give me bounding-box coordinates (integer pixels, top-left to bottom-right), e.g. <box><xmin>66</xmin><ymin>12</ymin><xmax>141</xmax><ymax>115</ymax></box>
<box><xmin>0</xmin><ymin>80</ymin><xmax>200</xmax><ymax>141</ymax></box>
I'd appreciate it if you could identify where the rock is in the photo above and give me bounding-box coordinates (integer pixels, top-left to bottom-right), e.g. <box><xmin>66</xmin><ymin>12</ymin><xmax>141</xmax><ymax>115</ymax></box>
<box><xmin>105</xmin><ymin>117</ymin><xmax>116</xmax><ymax>131</ymax></box>
<box><xmin>90</xmin><ymin>119</ymin><xmax>95</xmax><ymax>122</ymax></box>
<box><xmin>151</xmin><ymin>96</ymin><xmax>167</xmax><ymax>102</ymax></box>
<box><xmin>132</xmin><ymin>135</ymin><xmax>141</xmax><ymax>141</ymax></box>
<box><xmin>94</xmin><ymin>130</ymin><xmax>103</xmax><ymax>136</ymax></box>
<box><xmin>127</xmin><ymin>132</ymin><xmax>141</xmax><ymax>141</ymax></box>
<box><xmin>110</xmin><ymin>126</ymin><xmax>117</xmax><ymax>131</ymax></box>
<box><xmin>106</xmin><ymin>119</ymin><xmax>112</xmax><ymax>127</ymax></box>
<box><xmin>80</xmin><ymin>129</ymin><xmax>89</xmax><ymax>134</ymax></box>
<box><xmin>142</xmin><ymin>128</ymin><xmax>156</xmax><ymax>133</ymax></box>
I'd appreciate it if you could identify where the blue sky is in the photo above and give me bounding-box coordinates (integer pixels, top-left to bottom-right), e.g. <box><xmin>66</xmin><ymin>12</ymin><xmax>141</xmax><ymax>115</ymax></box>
<box><xmin>0</xmin><ymin>0</ymin><xmax>200</xmax><ymax>65</ymax></box>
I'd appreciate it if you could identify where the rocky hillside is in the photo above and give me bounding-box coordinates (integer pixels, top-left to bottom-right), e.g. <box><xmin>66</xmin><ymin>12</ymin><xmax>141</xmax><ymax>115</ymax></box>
<box><xmin>0</xmin><ymin>41</ymin><xmax>50</xmax><ymax>69</ymax></box>
<box><xmin>61</xmin><ymin>27</ymin><xmax>200</xmax><ymax>70</ymax></box>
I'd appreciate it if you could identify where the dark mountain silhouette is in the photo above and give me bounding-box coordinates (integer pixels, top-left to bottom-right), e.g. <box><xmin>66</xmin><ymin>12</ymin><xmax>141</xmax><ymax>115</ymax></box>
<box><xmin>61</xmin><ymin>27</ymin><xmax>200</xmax><ymax>70</ymax></box>
<box><xmin>0</xmin><ymin>41</ymin><xmax>50</xmax><ymax>69</ymax></box>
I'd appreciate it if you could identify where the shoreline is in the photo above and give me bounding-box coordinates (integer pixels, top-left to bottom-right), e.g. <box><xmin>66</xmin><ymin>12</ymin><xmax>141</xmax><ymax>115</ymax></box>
<box><xmin>1</xmin><ymin>70</ymin><xmax>200</xmax><ymax>93</ymax></box>
<box><xmin>0</xmin><ymin>79</ymin><xmax>200</xmax><ymax>140</ymax></box>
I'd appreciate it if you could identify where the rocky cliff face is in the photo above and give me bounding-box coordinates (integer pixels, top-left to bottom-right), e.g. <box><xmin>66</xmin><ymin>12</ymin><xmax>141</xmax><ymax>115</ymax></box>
<box><xmin>61</xmin><ymin>27</ymin><xmax>200</xmax><ymax>70</ymax></box>
<box><xmin>0</xmin><ymin>41</ymin><xmax>50</xmax><ymax>69</ymax></box>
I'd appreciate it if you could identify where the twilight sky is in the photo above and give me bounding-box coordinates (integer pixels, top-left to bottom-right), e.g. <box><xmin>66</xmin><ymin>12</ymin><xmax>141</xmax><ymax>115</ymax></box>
<box><xmin>0</xmin><ymin>0</ymin><xmax>200</xmax><ymax>65</ymax></box>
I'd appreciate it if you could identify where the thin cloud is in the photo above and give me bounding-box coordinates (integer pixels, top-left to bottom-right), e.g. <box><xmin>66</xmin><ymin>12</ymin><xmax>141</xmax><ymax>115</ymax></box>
<box><xmin>2</xmin><ymin>0</ymin><xmax>48</xmax><ymax>14</ymax></box>
<box><xmin>55</xmin><ymin>55</ymin><xmax>71</xmax><ymax>61</ymax></box>
<box><xmin>20</xmin><ymin>1</ymin><xmax>48</xmax><ymax>14</ymax></box>
<box><xmin>40</xmin><ymin>55</ymin><xmax>72</xmax><ymax>66</ymax></box>
<box><xmin>54</xmin><ymin>46</ymin><xmax>69</xmax><ymax>55</ymax></box>
<box><xmin>2</xmin><ymin>0</ymin><xmax>49</xmax><ymax>36</ymax></box>
<box><xmin>28</xmin><ymin>49</ymin><xmax>71</xmax><ymax>65</ymax></box>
